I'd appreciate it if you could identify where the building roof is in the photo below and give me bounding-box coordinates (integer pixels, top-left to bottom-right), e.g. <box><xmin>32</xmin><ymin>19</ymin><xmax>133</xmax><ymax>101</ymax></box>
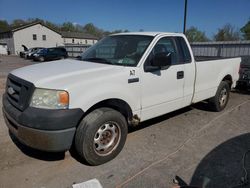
<box><xmin>61</xmin><ymin>31</ymin><xmax>98</xmax><ymax>40</ymax></box>
<box><xmin>0</xmin><ymin>21</ymin><xmax>61</xmax><ymax>35</ymax></box>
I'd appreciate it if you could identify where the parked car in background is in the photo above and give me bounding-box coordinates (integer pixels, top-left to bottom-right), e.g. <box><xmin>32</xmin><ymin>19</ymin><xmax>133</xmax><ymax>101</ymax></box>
<box><xmin>237</xmin><ymin>56</ymin><xmax>250</xmax><ymax>90</ymax></box>
<box><xmin>33</xmin><ymin>47</ymin><xmax>68</xmax><ymax>62</ymax></box>
<box><xmin>26</xmin><ymin>47</ymin><xmax>45</xmax><ymax>59</ymax></box>
<box><xmin>21</xmin><ymin>47</ymin><xmax>43</xmax><ymax>59</ymax></box>
<box><xmin>19</xmin><ymin>45</ymin><xmax>28</xmax><ymax>58</ymax></box>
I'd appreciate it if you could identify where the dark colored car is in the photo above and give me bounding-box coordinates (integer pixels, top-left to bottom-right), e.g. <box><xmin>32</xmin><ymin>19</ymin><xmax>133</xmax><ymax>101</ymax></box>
<box><xmin>237</xmin><ymin>56</ymin><xmax>250</xmax><ymax>90</ymax></box>
<box><xmin>33</xmin><ymin>47</ymin><xmax>68</xmax><ymax>62</ymax></box>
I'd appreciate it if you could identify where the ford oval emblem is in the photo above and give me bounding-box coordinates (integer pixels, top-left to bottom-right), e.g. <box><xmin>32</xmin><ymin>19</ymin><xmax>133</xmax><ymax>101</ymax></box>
<box><xmin>7</xmin><ymin>87</ymin><xmax>15</xmax><ymax>95</ymax></box>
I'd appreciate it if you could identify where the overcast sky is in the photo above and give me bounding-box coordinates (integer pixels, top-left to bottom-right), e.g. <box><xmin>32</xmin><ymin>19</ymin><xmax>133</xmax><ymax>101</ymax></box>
<box><xmin>0</xmin><ymin>0</ymin><xmax>249</xmax><ymax>37</ymax></box>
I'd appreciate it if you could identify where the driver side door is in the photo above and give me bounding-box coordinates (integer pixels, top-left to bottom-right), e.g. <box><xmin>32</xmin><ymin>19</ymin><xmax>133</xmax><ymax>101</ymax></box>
<box><xmin>140</xmin><ymin>37</ymin><xmax>185</xmax><ymax>121</ymax></box>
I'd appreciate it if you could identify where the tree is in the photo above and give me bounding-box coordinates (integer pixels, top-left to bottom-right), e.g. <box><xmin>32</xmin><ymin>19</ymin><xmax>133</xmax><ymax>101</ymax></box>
<box><xmin>185</xmin><ymin>26</ymin><xmax>209</xmax><ymax>42</ymax></box>
<box><xmin>0</xmin><ymin>18</ymin><xmax>129</xmax><ymax>39</ymax></box>
<box><xmin>0</xmin><ymin>20</ymin><xmax>10</xmax><ymax>32</ymax></box>
<box><xmin>45</xmin><ymin>21</ymin><xmax>60</xmax><ymax>31</ymax></box>
<box><xmin>27</xmin><ymin>18</ymin><xmax>44</xmax><ymax>24</ymax></box>
<box><xmin>61</xmin><ymin>22</ymin><xmax>76</xmax><ymax>32</ymax></box>
<box><xmin>213</xmin><ymin>24</ymin><xmax>241</xmax><ymax>41</ymax></box>
<box><xmin>11</xmin><ymin>19</ymin><xmax>26</xmax><ymax>27</ymax></box>
<box><xmin>83</xmin><ymin>23</ymin><xmax>104</xmax><ymax>38</ymax></box>
<box><xmin>241</xmin><ymin>19</ymin><xmax>250</xmax><ymax>40</ymax></box>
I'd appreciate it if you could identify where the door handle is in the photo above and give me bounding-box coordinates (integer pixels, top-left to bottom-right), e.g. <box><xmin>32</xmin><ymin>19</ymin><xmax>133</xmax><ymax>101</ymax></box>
<box><xmin>177</xmin><ymin>71</ymin><xmax>184</xmax><ymax>79</ymax></box>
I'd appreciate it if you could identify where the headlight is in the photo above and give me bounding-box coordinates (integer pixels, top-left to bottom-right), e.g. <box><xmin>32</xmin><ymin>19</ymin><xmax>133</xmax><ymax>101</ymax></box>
<box><xmin>30</xmin><ymin>88</ymin><xmax>69</xmax><ymax>109</ymax></box>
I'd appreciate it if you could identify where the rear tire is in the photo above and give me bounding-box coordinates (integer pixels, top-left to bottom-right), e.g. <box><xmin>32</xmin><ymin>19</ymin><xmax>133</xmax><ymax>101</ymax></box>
<box><xmin>75</xmin><ymin>107</ymin><xmax>128</xmax><ymax>165</ymax></box>
<box><xmin>209</xmin><ymin>81</ymin><xmax>230</xmax><ymax>112</ymax></box>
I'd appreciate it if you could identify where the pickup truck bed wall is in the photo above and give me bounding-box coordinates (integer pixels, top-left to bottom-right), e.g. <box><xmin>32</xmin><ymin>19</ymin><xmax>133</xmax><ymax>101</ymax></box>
<box><xmin>193</xmin><ymin>57</ymin><xmax>240</xmax><ymax>103</ymax></box>
<box><xmin>195</xmin><ymin>56</ymin><xmax>239</xmax><ymax>61</ymax></box>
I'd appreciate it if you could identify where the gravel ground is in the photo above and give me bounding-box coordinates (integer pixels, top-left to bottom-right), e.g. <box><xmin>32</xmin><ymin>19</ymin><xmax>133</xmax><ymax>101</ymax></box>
<box><xmin>0</xmin><ymin>55</ymin><xmax>250</xmax><ymax>188</ymax></box>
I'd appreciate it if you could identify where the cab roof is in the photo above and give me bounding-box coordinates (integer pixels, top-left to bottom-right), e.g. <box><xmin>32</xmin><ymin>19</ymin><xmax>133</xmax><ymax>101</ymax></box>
<box><xmin>111</xmin><ymin>32</ymin><xmax>185</xmax><ymax>37</ymax></box>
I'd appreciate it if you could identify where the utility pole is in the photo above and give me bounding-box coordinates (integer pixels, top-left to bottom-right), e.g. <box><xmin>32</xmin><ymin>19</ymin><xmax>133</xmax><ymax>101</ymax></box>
<box><xmin>183</xmin><ymin>0</ymin><xmax>188</xmax><ymax>34</ymax></box>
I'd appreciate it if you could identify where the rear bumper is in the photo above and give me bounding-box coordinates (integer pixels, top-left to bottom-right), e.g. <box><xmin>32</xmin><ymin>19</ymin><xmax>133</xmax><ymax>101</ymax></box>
<box><xmin>2</xmin><ymin>94</ymin><xmax>84</xmax><ymax>152</ymax></box>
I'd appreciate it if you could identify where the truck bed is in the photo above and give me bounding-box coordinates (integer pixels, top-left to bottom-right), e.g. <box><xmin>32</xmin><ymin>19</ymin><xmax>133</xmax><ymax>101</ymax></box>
<box><xmin>192</xmin><ymin>57</ymin><xmax>241</xmax><ymax>103</ymax></box>
<box><xmin>195</xmin><ymin>56</ymin><xmax>237</xmax><ymax>62</ymax></box>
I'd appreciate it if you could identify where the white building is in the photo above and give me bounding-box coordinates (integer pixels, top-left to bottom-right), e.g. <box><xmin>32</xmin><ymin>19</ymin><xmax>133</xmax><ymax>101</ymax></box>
<box><xmin>0</xmin><ymin>42</ymin><xmax>8</xmax><ymax>55</ymax></box>
<box><xmin>0</xmin><ymin>22</ymin><xmax>62</xmax><ymax>55</ymax></box>
<box><xmin>61</xmin><ymin>31</ymin><xmax>98</xmax><ymax>45</ymax></box>
<box><xmin>0</xmin><ymin>22</ymin><xmax>98</xmax><ymax>55</ymax></box>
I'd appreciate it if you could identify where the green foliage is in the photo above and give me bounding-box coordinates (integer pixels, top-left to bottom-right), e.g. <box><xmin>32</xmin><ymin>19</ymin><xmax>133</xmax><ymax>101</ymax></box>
<box><xmin>213</xmin><ymin>24</ymin><xmax>241</xmax><ymax>41</ymax></box>
<box><xmin>185</xmin><ymin>27</ymin><xmax>209</xmax><ymax>42</ymax></box>
<box><xmin>241</xmin><ymin>19</ymin><xmax>250</xmax><ymax>40</ymax></box>
<box><xmin>61</xmin><ymin>22</ymin><xmax>76</xmax><ymax>32</ymax></box>
<box><xmin>1</xmin><ymin>18</ymin><xmax>250</xmax><ymax>41</ymax></box>
<box><xmin>83</xmin><ymin>23</ymin><xmax>103</xmax><ymax>38</ymax></box>
<box><xmin>11</xmin><ymin>19</ymin><xmax>27</xmax><ymax>28</ymax></box>
<box><xmin>45</xmin><ymin>21</ymin><xmax>60</xmax><ymax>31</ymax></box>
<box><xmin>0</xmin><ymin>18</ymin><xmax>129</xmax><ymax>38</ymax></box>
<box><xmin>0</xmin><ymin>20</ymin><xmax>10</xmax><ymax>32</ymax></box>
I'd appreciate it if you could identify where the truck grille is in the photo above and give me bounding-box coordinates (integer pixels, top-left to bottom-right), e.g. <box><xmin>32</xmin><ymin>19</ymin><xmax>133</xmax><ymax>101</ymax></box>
<box><xmin>6</xmin><ymin>74</ymin><xmax>35</xmax><ymax>111</ymax></box>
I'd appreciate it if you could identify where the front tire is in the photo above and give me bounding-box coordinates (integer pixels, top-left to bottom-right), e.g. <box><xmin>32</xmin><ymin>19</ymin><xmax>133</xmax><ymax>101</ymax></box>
<box><xmin>38</xmin><ymin>56</ymin><xmax>45</xmax><ymax>62</ymax></box>
<box><xmin>209</xmin><ymin>81</ymin><xmax>230</xmax><ymax>112</ymax></box>
<box><xmin>75</xmin><ymin>108</ymin><xmax>128</xmax><ymax>165</ymax></box>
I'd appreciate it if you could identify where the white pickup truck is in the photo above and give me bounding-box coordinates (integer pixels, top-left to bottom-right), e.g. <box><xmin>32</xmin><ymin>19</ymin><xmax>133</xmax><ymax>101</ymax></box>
<box><xmin>3</xmin><ymin>32</ymin><xmax>241</xmax><ymax>165</ymax></box>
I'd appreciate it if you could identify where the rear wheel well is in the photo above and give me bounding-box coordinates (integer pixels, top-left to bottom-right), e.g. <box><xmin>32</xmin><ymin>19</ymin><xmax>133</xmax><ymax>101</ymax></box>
<box><xmin>84</xmin><ymin>99</ymin><xmax>133</xmax><ymax>124</ymax></box>
<box><xmin>222</xmin><ymin>75</ymin><xmax>233</xmax><ymax>88</ymax></box>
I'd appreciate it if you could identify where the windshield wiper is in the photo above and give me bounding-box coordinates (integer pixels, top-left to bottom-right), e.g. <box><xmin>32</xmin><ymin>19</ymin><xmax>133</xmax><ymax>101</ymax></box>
<box><xmin>82</xmin><ymin>57</ymin><xmax>113</xmax><ymax>65</ymax></box>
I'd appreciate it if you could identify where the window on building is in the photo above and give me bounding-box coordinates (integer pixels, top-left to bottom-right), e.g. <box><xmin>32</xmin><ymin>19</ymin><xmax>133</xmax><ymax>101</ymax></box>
<box><xmin>72</xmin><ymin>38</ymin><xmax>74</xmax><ymax>43</ymax></box>
<box><xmin>85</xmin><ymin>40</ymin><xmax>87</xmax><ymax>44</ymax></box>
<box><xmin>42</xmin><ymin>35</ymin><xmax>46</xmax><ymax>41</ymax></box>
<box><xmin>33</xmin><ymin>34</ymin><xmax>37</xmax><ymax>40</ymax></box>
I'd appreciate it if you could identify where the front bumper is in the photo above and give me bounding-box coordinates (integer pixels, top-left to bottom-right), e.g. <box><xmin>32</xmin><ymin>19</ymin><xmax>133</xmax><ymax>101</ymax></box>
<box><xmin>2</xmin><ymin>94</ymin><xmax>84</xmax><ymax>152</ymax></box>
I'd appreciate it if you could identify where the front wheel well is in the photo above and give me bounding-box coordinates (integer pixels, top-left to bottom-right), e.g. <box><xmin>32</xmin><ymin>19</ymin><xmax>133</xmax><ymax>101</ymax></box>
<box><xmin>83</xmin><ymin>99</ymin><xmax>133</xmax><ymax>124</ymax></box>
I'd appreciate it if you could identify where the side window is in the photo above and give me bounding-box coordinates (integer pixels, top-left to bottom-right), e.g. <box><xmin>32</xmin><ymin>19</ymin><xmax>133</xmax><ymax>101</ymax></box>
<box><xmin>175</xmin><ymin>37</ymin><xmax>192</xmax><ymax>63</ymax></box>
<box><xmin>48</xmin><ymin>48</ymin><xmax>55</xmax><ymax>53</ymax></box>
<box><xmin>146</xmin><ymin>37</ymin><xmax>178</xmax><ymax>66</ymax></box>
<box><xmin>33</xmin><ymin>34</ymin><xmax>37</xmax><ymax>40</ymax></box>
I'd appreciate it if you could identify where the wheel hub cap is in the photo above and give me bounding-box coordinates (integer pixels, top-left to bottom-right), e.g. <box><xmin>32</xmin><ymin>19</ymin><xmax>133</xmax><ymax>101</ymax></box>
<box><xmin>94</xmin><ymin>121</ymin><xmax>121</xmax><ymax>156</ymax></box>
<box><xmin>219</xmin><ymin>88</ymin><xmax>227</xmax><ymax>107</ymax></box>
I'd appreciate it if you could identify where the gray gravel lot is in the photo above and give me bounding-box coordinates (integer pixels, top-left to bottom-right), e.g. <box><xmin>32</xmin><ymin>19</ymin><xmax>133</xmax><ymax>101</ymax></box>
<box><xmin>0</xmin><ymin>55</ymin><xmax>250</xmax><ymax>188</ymax></box>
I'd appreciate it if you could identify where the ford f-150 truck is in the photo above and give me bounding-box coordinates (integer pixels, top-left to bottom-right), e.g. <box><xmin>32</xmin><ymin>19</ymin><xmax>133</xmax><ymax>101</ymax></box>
<box><xmin>2</xmin><ymin>32</ymin><xmax>241</xmax><ymax>165</ymax></box>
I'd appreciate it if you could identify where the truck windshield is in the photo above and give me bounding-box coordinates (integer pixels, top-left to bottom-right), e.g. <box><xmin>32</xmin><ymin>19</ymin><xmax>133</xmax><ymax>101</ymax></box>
<box><xmin>81</xmin><ymin>35</ymin><xmax>153</xmax><ymax>66</ymax></box>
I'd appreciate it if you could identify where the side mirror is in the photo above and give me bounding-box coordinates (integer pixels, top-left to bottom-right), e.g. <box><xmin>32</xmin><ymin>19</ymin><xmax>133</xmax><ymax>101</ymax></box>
<box><xmin>151</xmin><ymin>52</ymin><xmax>172</xmax><ymax>67</ymax></box>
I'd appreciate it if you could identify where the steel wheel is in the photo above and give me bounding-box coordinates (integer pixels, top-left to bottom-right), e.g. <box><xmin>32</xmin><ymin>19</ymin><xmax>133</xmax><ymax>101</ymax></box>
<box><xmin>93</xmin><ymin>121</ymin><xmax>121</xmax><ymax>156</ymax></box>
<box><xmin>75</xmin><ymin>107</ymin><xmax>128</xmax><ymax>165</ymax></box>
<box><xmin>209</xmin><ymin>81</ymin><xmax>230</xmax><ymax>112</ymax></box>
<box><xmin>219</xmin><ymin>88</ymin><xmax>228</xmax><ymax>107</ymax></box>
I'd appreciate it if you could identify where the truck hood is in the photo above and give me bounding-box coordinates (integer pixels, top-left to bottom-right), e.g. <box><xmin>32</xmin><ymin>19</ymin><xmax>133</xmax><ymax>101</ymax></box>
<box><xmin>11</xmin><ymin>59</ymin><xmax>124</xmax><ymax>89</ymax></box>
